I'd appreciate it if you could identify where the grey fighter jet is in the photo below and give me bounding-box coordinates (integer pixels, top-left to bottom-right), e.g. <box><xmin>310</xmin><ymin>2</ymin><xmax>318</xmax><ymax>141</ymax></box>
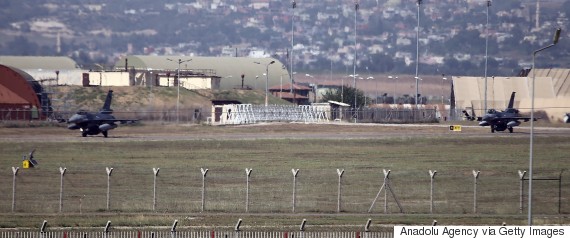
<box><xmin>66</xmin><ymin>90</ymin><xmax>138</xmax><ymax>137</ymax></box>
<box><xmin>463</xmin><ymin>92</ymin><xmax>535</xmax><ymax>133</ymax></box>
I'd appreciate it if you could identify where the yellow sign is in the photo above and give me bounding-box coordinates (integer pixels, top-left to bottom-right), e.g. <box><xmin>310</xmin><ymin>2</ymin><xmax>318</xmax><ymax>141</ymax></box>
<box><xmin>449</xmin><ymin>125</ymin><xmax>462</xmax><ymax>132</ymax></box>
<box><xmin>22</xmin><ymin>160</ymin><xmax>30</xmax><ymax>169</ymax></box>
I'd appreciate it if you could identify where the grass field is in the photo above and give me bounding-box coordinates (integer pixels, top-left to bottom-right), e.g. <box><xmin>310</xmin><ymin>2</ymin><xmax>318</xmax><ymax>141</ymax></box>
<box><xmin>0</xmin><ymin>123</ymin><xmax>569</xmax><ymax>229</ymax></box>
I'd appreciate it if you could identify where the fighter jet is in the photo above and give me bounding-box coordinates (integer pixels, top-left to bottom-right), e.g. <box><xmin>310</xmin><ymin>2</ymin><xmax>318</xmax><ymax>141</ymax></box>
<box><xmin>66</xmin><ymin>90</ymin><xmax>138</xmax><ymax>137</ymax></box>
<box><xmin>463</xmin><ymin>92</ymin><xmax>535</xmax><ymax>133</ymax></box>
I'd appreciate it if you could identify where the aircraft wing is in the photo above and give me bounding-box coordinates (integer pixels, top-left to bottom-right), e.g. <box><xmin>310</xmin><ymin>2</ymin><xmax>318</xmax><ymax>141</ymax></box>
<box><xmin>89</xmin><ymin>119</ymin><xmax>140</xmax><ymax>124</ymax></box>
<box><xmin>118</xmin><ymin>119</ymin><xmax>139</xmax><ymax>124</ymax></box>
<box><xmin>487</xmin><ymin>116</ymin><xmax>537</xmax><ymax>122</ymax></box>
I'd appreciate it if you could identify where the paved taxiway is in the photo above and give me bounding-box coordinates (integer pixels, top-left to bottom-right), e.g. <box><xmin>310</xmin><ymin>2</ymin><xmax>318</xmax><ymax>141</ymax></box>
<box><xmin>2</xmin><ymin>122</ymin><xmax>570</xmax><ymax>142</ymax></box>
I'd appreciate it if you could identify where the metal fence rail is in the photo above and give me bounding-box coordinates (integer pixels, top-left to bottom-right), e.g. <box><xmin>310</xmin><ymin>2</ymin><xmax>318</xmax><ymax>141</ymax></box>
<box><xmin>0</xmin><ymin>231</ymin><xmax>393</xmax><ymax>238</ymax></box>
<box><xmin>0</xmin><ymin>107</ymin><xmax>445</xmax><ymax>124</ymax></box>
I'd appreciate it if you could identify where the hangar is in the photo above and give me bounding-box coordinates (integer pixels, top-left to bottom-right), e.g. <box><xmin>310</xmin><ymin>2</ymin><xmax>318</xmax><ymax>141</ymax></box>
<box><xmin>452</xmin><ymin>69</ymin><xmax>570</xmax><ymax>123</ymax></box>
<box><xmin>113</xmin><ymin>55</ymin><xmax>289</xmax><ymax>90</ymax></box>
<box><xmin>0</xmin><ymin>56</ymin><xmax>83</xmax><ymax>85</ymax></box>
<box><xmin>0</xmin><ymin>64</ymin><xmax>48</xmax><ymax>120</ymax></box>
<box><xmin>1</xmin><ymin>55</ymin><xmax>292</xmax><ymax>91</ymax></box>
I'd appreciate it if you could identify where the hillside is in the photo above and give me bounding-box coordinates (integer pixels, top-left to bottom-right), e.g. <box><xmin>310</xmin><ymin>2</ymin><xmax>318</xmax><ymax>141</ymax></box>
<box><xmin>48</xmin><ymin>86</ymin><xmax>291</xmax><ymax>113</ymax></box>
<box><xmin>2</xmin><ymin>1</ymin><xmax>569</xmax><ymax>76</ymax></box>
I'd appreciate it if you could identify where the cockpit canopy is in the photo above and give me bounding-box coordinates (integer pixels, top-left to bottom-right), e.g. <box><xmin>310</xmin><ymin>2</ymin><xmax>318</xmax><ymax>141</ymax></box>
<box><xmin>76</xmin><ymin>110</ymin><xmax>89</xmax><ymax>115</ymax></box>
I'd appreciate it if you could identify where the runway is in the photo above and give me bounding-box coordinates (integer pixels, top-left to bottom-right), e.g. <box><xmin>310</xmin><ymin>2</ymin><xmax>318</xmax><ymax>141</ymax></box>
<box><xmin>2</xmin><ymin>122</ymin><xmax>570</xmax><ymax>142</ymax></box>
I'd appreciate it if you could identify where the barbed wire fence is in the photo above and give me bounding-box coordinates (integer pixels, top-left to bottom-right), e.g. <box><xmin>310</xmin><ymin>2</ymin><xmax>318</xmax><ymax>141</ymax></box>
<box><xmin>1</xmin><ymin>167</ymin><xmax>565</xmax><ymax>216</ymax></box>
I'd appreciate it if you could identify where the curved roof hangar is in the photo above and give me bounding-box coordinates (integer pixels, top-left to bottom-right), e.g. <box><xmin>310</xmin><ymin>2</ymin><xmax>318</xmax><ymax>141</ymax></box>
<box><xmin>115</xmin><ymin>56</ymin><xmax>290</xmax><ymax>90</ymax></box>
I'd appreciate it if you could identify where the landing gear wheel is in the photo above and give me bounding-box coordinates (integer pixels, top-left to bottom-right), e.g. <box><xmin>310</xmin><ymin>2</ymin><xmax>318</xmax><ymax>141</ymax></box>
<box><xmin>102</xmin><ymin>131</ymin><xmax>108</xmax><ymax>138</ymax></box>
<box><xmin>491</xmin><ymin>126</ymin><xmax>495</xmax><ymax>133</ymax></box>
<box><xmin>82</xmin><ymin>131</ymin><xmax>87</xmax><ymax>137</ymax></box>
<box><xmin>508</xmin><ymin>127</ymin><xmax>513</xmax><ymax>133</ymax></box>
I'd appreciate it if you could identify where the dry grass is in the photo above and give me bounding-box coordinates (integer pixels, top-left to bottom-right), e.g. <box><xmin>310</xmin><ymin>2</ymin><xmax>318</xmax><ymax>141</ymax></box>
<box><xmin>0</xmin><ymin>123</ymin><xmax>569</xmax><ymax>229</ymax></box>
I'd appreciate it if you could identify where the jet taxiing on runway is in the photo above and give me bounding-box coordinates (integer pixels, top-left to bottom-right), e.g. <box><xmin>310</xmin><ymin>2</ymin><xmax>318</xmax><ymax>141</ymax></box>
<box><xmin>66</xmin><ymin>90</ymin><xmax>138</xmax><ymax>137</ymax></box>
<box><xmin>463</xmin><ymin>92</ymin><xmax>535</xmax><ymax>133</ymax></box>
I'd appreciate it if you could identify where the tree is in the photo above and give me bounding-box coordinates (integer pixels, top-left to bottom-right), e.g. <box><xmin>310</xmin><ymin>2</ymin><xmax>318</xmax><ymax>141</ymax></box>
<box><xmin>321</xmin><ymin>85</ymin><xmax>368</xmax><ymax>108</ymax></box>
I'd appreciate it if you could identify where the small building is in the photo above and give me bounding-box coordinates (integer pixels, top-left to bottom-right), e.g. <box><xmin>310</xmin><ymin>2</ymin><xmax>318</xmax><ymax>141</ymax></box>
<box><xmin>269</xmin><ymin>83</ymin><xmax>312</xmax><ymax>105</ymax></box>
<box><xmin>211</xmin><ymin>99</ymin><xmax>242</xmax><ymax>124</ymax></box>
<box><xmin>327</xmin><ymin>100</ymin><xmax>350</xmax><ymax>121</ymax></box>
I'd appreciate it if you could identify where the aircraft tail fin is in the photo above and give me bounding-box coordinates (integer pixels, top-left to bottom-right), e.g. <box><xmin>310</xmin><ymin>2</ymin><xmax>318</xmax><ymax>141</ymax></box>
<box><xmin>100</xmin><ymin>90</ymin><xmax>114</xmax><ymax>114</ymax></box>
<box><xmin>462</xmin><ymin>110</ymin><xmax>475</xmax><ymax>121</ymax></box>
<box><xmin>507</xmin><ymin>92</ymin><xmax>516</xmax><ymax>109</ymax></box>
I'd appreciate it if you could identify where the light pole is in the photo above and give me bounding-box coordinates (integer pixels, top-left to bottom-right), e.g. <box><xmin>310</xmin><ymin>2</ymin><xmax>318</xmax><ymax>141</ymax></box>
<box><xmin>389</xmin><ymin>76</ymin><xmax>398</xmax><ymax>104</ymax></box>
<box><xmin>254</xmin><ymin>61</ymin><xmax>275</xmax><ymax>106</ymax></box>
<box><xmin>290</xmin><ymin>1</ymin><xmax>296</xmax><ymax>95</ymax></box>
<box><xmin>441</xmin><ymin>74</ymin><xmax>447</xmax><ymax>105</ymax></box>
<box><xmin>529</xmin><ymin>28</ymin><xmax>561</xmax><ymax>226</ymax></box>
<box><xmin>167</xmin><ymin>58</ymin><xmax>192</xmax><ymax>123</ymax></box>
<box><xmin>484</xmin><ymin>0</ymin><xmax>491</xmax><ymax>113</ymax></box>
<box><xmin>349</xmin><ymin>74</ymin><xmax>359</xmax><ymax>104</ymax></box>
<box><xmin>415</xmin><ymin>0</ymin><xmax>422</xmax><ymax>107</ymax></box>
<box><xmin>414</xmin><ymin>76</ymin><xmax>422</xmax><ymax>104</ymax></box>
<box><xmin>341</xmin><ymin>76</ymin><xmax>344</xmax><ymax>103</ymax></box>
<box><xmin>280</xmin><ymin>73</ymin><xmax>288</xmax><ymax>99</ymax></box>
<box><xmin>367</xmin><ymin>76</ymin><xmax>374</xmax><ymax>104</ymax></box>
<box><xmin>491</xmin><ymin>76</ymin><xmax>495</xmax><ymax>108</ymax></box>
<box><xmin>305</xmin><ymin>74</ymin><xmax>316</xmax><ymax>103</ymax></box>
<box><xmin>353</xmin><ymin>1</ymin><xmax>359</xmax><ymax>111</ymax></box>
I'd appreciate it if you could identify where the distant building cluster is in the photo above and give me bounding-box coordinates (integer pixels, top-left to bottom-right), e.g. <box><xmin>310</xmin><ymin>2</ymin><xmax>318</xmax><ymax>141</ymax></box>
<box><xmin>1</xmin><ymin>1</ymin><xmax>569</xmax><ymax>74</ymax></box>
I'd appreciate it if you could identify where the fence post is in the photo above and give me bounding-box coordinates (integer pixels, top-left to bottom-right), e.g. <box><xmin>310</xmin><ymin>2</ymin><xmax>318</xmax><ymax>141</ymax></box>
<box><xmin>368</xmin><ymin>170</ymin><xmax>387</xmax><ymax>213</ymax></box>
<box><xmin>245</xmin><ymin>168</ymin><xmax>252</xmax><ymax>213</ymax></box>
<box><xmin>292</xmin><ymin>169</ymin><xmax>300</xmax><ymax>213</ymax></box>
<box><xmin>429</xmin><ymin>170</ymin><xmax>437</xmax><ymax>214</ymax></box>
<box><xmin>384</xmin><ymin>169</ymin><xmax>390</xmax><ymax>213</ymax></box>
<box><xmin>106</xmin><ymin>167</ymin><xmax>114</xmax><ymax>211</ymax></box>
<box><xmin>153</xmin><ymin>168</ymin><xmax>160</xmax><ymax>211</ymax></box>
<box><xmin>300</xmin><ymin>218</ymin><xmax>307</xmax><ymax>238</ymax></box>
<box><xmin>12</xmin><ymin>167</ymin><xmax>19</xmax><ymax>212</ymax></box>
<box><xmin>518</xmin><ymin>170</ymin><xmax>526</xmax><ymax>214</ymax></box>
<box><xmin>235</xmin><ymin>218</ymin><xmax>242</xmax><ymax>238</ymax></box>
<box><xmin>201</xmin><ymin>168</ymin><xmax>209</xmax><ymax>212</ymax></box>
<box><xmin>40</xmin><ymin>220</ymin><xmax>47</xmax><ymax>238</ymax></box>
<box><xmin>337</xmin><ymin>169</ymin><xmax>345</xmax><ymax>213</ymax></box>
<box><xmin>473</xmin><ymin>170</ymin><xmax>480</xmax><ymax>213</ymax></box>
<box><xmin>59</xmin><ymin>167</ymin><xmax>67</xmax><ymax>213</ymax></box>
<box><xmin>558</xmin><ymin>169</ymin><xmax>564</xmax><ymax>214</ymax></box>
<box><xmin>104</xmin><ymin>221</ymin><xmax>111</xmax><ymax>238</ymax></box>
<box><xmin>171</xmin><ymin>220</ymin><xmax>178</xmax><ymax>238</ymax></box>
